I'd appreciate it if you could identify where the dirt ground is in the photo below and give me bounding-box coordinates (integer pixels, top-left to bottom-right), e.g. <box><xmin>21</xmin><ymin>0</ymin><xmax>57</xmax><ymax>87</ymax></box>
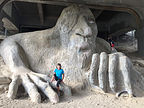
<box><xmin>1</xmin><ymin>36</ymin><xmax>144</xmax><ymax>108</ymax></box>
<box><xmin>1</xmin><ymin>90</ymin><xmax>144</xmax><ymax>108</ymax></box>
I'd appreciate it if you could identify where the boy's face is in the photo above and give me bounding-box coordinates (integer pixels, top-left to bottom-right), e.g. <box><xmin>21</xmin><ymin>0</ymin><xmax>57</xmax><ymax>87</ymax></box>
<box><xmin>57</xmin><ymin>65</ymin><xmax>61</xmax><ymax>70</ymax></box>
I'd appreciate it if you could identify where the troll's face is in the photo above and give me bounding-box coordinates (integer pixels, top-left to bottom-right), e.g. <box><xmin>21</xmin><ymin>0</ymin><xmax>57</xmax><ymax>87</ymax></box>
<box><xmin>56</xmin><ymin>5</ymin><xmax>97</xmax><ymax>69</ymax></box>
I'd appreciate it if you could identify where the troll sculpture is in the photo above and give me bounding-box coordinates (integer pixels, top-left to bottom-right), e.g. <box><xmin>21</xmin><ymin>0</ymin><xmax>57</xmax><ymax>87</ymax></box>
<box><xmin>0</xmin><ymin>5</ymin><xmax>144</xmax><ymax>103</ymax></box>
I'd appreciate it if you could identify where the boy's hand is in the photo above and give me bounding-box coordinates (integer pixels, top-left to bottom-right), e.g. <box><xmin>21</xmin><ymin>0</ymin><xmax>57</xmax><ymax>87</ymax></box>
<box><xmin>50</xmin><ymin>80</ymin><xmax>53</xmax><ymax>83</ymax></box>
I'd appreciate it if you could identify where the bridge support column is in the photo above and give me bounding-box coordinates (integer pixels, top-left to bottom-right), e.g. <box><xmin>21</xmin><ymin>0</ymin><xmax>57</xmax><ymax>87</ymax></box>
<box><xmin>135</xmin><ymin>27</ymin><xmax>144</xmax><ymax>56</ymax></box>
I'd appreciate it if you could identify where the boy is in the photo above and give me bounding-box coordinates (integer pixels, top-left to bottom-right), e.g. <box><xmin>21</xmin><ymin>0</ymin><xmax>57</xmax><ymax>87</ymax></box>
<box><xmin>51</xmin><ymin>63</ymin><xmax>64</xmax><ymax>94</ymax></box>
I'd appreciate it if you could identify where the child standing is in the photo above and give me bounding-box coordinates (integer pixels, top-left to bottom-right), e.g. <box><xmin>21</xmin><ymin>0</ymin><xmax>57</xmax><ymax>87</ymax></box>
<box><xmin>51</xmin><ymin>63</ymin><xmax>64</xmax><ymax>94</ymax></box>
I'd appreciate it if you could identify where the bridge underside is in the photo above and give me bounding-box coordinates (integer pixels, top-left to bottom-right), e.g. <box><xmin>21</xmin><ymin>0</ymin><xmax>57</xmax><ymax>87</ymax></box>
<box><xmin>0</xmin><ymin>0</ymin><xmax>144</xmax><ymax>55</ymax></box>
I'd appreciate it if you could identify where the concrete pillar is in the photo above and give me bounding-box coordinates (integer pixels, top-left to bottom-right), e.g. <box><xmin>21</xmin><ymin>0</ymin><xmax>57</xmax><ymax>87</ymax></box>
<box><xmin>135</xmin><ymin>27</ymin><xmax>144</xmax><ymax>55</ymax></box>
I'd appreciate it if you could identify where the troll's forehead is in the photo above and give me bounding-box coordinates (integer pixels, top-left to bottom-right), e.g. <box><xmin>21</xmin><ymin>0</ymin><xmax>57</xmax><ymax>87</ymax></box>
<box><xmin>56</xmin><ymin>5</ymin><xmax>95</xmax><ymax>33</ymax></box>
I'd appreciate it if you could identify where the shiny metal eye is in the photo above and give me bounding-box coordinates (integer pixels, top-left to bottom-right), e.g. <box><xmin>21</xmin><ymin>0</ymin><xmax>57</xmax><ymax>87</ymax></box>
<box><xmin>89</xmin><ymin>20</ymin><xmax>95</xmax><ymax>24</ymax></box>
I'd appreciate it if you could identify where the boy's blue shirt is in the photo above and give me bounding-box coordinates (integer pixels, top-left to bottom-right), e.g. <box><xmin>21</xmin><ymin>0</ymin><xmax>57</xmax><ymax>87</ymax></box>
<box><xmin>54</xmin><ymin>69</ymin><xmax>64</xmax><ymax>80</ymax></box>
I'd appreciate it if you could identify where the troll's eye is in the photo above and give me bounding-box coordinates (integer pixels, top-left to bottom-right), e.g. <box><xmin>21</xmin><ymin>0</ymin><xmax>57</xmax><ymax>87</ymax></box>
<box><xmin>89</xmin><ymin>20</ymin><xmax>95</xmax><ymax>24</ymax></box>
<box><xmin>88</xmin><ymin>17</ymin><xmax>95</xmax><ymax>24</ymax></box>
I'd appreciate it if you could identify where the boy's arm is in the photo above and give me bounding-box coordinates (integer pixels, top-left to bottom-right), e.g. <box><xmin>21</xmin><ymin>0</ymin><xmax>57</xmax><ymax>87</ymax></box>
<box><xmin>51</xmin><ymin>72</ymin><xmax>56</xmax><ymax>82</ymax></box>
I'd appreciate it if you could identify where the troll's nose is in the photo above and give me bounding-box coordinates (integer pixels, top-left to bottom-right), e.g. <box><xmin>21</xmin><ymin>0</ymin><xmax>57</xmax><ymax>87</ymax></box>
<box><xmin>83</xmin><ymin>26</ymin><xmax>92</xmax><ymax>37</ymax></box>
<box><xmin>76</xmin><ymin>26</ymin><xmax>92</xmax><ymax>37</ymax></box>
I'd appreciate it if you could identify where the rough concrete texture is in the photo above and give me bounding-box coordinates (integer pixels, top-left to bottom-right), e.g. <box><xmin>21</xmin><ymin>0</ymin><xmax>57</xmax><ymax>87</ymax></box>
<box><xmin>0</xmin><ymin>4</ymin><xmax>144</xmax><ymax>103</ymax></box>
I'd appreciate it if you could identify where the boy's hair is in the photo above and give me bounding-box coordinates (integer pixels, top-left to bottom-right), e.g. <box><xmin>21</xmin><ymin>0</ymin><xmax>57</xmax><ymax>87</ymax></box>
<box><xmin>56</xmin><ymin>63</ymin><xmax>61</xmax><ymax>69</ymax></box>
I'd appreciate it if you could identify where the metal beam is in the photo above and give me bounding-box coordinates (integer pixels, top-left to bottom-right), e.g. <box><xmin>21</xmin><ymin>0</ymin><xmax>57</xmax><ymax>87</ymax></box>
<box><xmin>108</xmin><ymin>27</ymin><xmax>134</xmax><ymax>38</ymax></box>
<box><xmin>0</xmin><ymin>0</ymin><xmax>10</xmax><ymax>13</ymax></box>
<box><xmin>0</xmin><ymin>0</ymin><xmax>142</xmax><ymax>29</ymax></box>
<box><xmin>37</xmin><ymin>3</ymin><xmax>44</xmax><ymax>24</ymax></box>
<box><xmin>2</xmin><ymin>17</ymin><xmax>18</xmax><ymax>33</ymax></box>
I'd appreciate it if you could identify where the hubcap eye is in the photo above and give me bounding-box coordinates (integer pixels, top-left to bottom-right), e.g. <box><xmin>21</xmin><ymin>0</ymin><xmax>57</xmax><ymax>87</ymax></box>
<box><xmin>89</xmin><ymin>20</ymin><xmax>95</xmax><ymax>24</ymax></box>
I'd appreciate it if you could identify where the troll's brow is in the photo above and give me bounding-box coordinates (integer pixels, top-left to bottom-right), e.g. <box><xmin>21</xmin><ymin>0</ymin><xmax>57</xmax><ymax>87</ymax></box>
<box><xmin>88</xmin><ymin>17</ymin><xmax>95</xmax><ymax>21</ymax></box>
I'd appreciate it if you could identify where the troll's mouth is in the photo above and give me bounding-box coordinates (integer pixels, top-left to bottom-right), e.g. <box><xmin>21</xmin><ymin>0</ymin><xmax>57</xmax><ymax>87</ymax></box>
<box><xmin>78</xmin><ymin>42</ymin><xmax>91</xmax><ymax>52</ymax></box>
